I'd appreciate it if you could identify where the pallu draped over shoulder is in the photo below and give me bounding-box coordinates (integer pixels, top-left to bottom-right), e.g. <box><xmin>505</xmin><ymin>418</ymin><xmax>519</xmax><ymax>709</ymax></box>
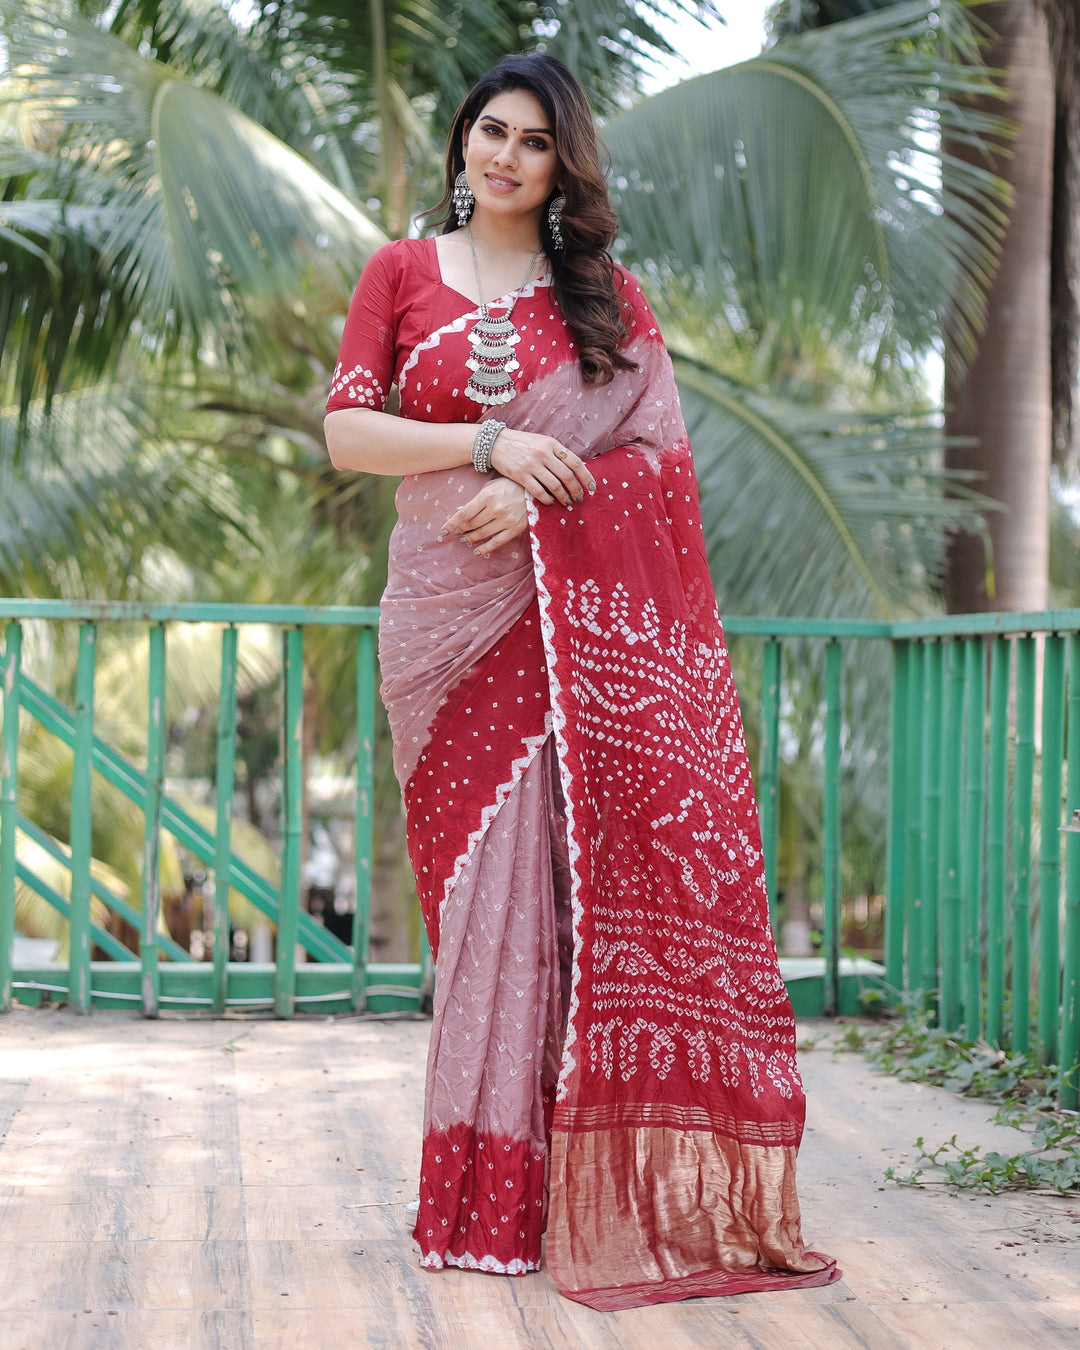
<box><xmin>327</xmin><ymin>236</ymin><xmax>839</xmax><ymax>1310</ymax></box>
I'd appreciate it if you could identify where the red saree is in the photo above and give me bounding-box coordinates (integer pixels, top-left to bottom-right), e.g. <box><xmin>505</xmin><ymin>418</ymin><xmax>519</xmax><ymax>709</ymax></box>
<box><xmin>328</xmin><ymin>237</ymin><xmax>839</xmax><ymax>1309</ymax></box>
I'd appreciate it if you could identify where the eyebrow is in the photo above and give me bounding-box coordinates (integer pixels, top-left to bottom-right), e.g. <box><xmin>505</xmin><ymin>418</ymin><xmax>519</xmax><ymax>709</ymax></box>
<box><xmin>479</xmin><ymin>115</ymin><xmax>553</xmax><ymax>137</ymax></box>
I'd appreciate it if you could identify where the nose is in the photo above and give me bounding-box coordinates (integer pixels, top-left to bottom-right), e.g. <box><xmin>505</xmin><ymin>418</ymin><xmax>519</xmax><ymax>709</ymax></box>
<box><xmin>492</xmin><ymin>135</ymin><xmax>518</xmax><ymax>168</ymax></box>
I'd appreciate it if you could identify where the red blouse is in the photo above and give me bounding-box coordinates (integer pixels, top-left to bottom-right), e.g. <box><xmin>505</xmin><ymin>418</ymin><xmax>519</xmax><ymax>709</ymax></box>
<box><xmin>325</xmin><ymin>236</ymin><xmax>571</xmax><ymax>426</ymax></box>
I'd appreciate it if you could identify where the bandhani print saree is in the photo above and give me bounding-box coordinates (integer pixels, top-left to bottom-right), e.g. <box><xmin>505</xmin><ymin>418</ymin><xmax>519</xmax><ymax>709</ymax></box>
<box><xmin>328</xmin><ymin>237</ymin><xmax>840</xmax><ymax>1310</ymax></box>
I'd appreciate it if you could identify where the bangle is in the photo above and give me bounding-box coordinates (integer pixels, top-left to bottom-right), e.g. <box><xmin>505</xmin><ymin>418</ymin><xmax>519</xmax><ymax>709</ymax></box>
<box><xmin>471</xmin><ymin>419</ymin><xmax>505</xmax><ymax>474</ymax></box>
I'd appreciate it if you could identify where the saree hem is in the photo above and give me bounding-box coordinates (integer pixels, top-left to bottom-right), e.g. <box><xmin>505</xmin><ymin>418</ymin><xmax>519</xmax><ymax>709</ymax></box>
<box><xmin>414</xmin><ymin>1242</ymin><xmax>542</xmax><ymax>1277</ymax></box>
<box><xmin>554</xmin><ymin>1259</ymin><xmax>841</xmax><ymax>1312</ymax></box>
<box><xmin>545</xmin><ymin>1124</ymin><xmax>840</xmax><ymax>1307</ymax></box>
<box><xmin>413</xmin><ymin>1122</ymin><xmax>549</xmax><ymax>1274</ymax></box>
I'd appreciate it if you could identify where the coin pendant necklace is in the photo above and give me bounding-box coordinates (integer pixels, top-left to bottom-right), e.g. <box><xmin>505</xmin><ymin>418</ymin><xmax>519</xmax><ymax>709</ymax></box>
<box><xmin>463</xmin><ymin>224</ymin><xmax>543</xmax><ymax>406</ymax></box>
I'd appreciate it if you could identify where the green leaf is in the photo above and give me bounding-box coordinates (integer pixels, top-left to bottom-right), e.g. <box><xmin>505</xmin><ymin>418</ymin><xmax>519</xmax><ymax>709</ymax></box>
<box><xmin>674</xmin><ymin>357</ymin><xmax>984</xmax><ymax>617</ymax></box>
<box><xmin>0</xmin><ymin>1</ymin><xmax>387</xmax><ymax>407</ymax></box>
<box><xmin>608</xmin><ymin>1</ymin><xmax>1010</xmax><ymax>382</ymax></box>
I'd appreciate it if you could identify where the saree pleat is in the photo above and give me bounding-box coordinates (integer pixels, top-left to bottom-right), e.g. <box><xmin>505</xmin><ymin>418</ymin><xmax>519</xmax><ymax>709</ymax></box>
<box><xmin>415</xmin><ymin>739</ymin><xmax>570</xmax><ymax>1272</ymax></box>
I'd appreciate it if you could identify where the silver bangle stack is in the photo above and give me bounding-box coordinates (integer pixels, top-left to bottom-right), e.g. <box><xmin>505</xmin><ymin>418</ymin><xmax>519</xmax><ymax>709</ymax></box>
<box><xmin>471</xmin><ymin>419</ymin><xmax>505</xmax><ymax>474</ymax></box>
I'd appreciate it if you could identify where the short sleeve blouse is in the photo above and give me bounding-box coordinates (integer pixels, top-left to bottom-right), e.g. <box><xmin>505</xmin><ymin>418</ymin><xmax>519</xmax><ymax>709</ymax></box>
<box><xmin>326</xmin><ymin>237</ymin><xmax>492</xmax><ymax>419</ymax></box>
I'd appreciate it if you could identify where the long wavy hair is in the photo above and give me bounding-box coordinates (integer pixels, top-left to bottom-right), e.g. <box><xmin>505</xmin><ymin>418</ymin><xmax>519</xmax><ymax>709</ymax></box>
<box><xmin>424</xmin><ymin>54</ymin><xmax>637</xmax><ymax>386</ymax></box>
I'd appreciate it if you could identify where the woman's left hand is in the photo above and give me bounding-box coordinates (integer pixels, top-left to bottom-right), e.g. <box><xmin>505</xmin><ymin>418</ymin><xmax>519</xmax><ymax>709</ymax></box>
<box><xmin>440</xmin><ymin>476</ymin><xmax>529</xmax><ymax>556</ymax></box>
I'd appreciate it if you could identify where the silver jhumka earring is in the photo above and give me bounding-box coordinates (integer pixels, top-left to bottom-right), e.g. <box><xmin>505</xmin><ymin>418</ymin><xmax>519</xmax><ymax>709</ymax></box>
<box><xmin>547</xmin><ymin>193</ymin><xmax>566</xmax><ymax>251</ymax></box>
<box><xmin>453</xmin><ymin>171</ymin><xmax>475</xmax><ymax>227</ymax></box>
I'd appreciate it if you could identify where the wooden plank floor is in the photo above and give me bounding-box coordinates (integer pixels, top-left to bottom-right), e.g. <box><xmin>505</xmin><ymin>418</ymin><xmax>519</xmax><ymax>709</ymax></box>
<box><xmin>1</xmin><ymin>1006</ymin><xmax>1078</xmax><ymax>1350</ymax></box>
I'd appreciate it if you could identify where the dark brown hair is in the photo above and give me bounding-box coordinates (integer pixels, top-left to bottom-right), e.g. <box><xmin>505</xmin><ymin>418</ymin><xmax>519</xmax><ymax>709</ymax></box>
<box><xmin>424</xmin><ymin>53</ymin><xmax>636</xmax><ymax>385</ymax></box>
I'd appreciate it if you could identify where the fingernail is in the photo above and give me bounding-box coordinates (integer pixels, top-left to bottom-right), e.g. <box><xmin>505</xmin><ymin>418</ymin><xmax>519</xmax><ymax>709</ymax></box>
<box><xmin>588</xmin><ymin>482</ymin><xmax>596</xmax><ymax>494</ymax></box>
<box><xmin>438</xmin><ymin>530</ymin><xmax>448</xmax><ymax>540</ymax></box>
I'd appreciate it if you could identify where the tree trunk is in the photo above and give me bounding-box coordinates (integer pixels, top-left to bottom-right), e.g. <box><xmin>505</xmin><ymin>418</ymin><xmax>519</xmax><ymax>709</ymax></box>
<box><xmin>1050</xmin><ymin>84</ymin><xmax>1080</xmax><ymax>464</ymax></box>
<box><xmin>944</xmin><ymin>0</ymin><xmax>1056</xmax><ymax>614</ymax></box>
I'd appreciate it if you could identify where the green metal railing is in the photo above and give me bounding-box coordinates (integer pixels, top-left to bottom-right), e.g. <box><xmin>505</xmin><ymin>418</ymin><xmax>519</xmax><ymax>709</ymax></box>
<box><xmin>2</xmin><ymin>601</ymin><xmax>1079</xmax><ymax>1108</ymax></box>
<box><xmin>0</xmin><ymin>600</ymin><xmax>424</xmax><ymax>1018</ymax></box>
<box><xmin>729</xmin><ymin>609</ymin><xmax>1080</xmax><ymax>1110</ymax></box>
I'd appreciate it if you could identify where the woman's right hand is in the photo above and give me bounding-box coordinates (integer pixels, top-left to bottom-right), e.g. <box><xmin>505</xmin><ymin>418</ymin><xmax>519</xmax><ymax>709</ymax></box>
<box><xmin>489</xmin><ymin>429</ymin><xmax>596</xmax><ymax>507</ymax></box>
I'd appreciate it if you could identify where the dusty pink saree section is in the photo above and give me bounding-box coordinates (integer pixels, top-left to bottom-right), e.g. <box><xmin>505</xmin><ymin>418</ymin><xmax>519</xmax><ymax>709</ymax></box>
<box><xmin>383</xmin><ymin>488</ymin><xmax>563</xmax><ymax>1272</ymax></box>
<box><xmin>398</xmin><ymin>603</ymin><xmax>563</xmax><ymax>1272</ymax></box>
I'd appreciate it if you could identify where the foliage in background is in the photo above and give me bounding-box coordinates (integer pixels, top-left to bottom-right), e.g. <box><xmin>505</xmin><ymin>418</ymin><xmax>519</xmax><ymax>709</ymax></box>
<box><xmin>836</xmin><ymin>1005</ymin><xmax>1080</xmax><ymax>1195</ymax></box>
<box><xmin>609</xmin><ymin>1</ymin><xmax>1010</xmax><ymax>618</ymax></box>
<box><xmin>0</xmin><ymin>0</ymin><xmax>1009</xmax><ymax>624</ymax></box>
<box><xmin>0</xmin><ymin>0</ymin><xmax>1026</xmax><ymax>954</ymax></box>
<box><xmin>765</xmin><ymin>0</ymin><xmax>908</xmax><ymax>42</ymax></box>
<box><xmin>767</xmin><ymin>0</ymin><xmax>1080</xmax><ymax>473</ymax></box>
<box><xmin>0</xmin><ymin>0</ymin><xmax>385</xmax><ymax>419</ymax></box>
<box><xmin>233</xmin><ymin>0</ymin><xmax>727</xmax><ymax>232</ymax></box>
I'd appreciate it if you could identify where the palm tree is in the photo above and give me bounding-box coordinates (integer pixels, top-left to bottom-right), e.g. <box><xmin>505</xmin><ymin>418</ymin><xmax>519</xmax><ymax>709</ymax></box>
<box><xmin>608</xmin><ymin>1</ymin><xmax>1007</xmax><ymax>617</ymax></box>
<box><xmin>1</xmin><ymin>1</ymin><xmax>386</xmax><ymax>421</ymax></box>
<box><xmin>943</xmin><ymin>0</ymin><xmax>1080</xmax><ymax>613</ymax></box>
<box><xmin>768</xmin><ymin>0</ymin><xmax>1080</xmax><ymax>614</ymax></box>
<box><xmin>943</xmin><ymin>1</ymin><xmax>1056</xmax><ymax>611</ymax></box>
<box><xmin>2</xmin><ymin>0</ymin><xmax>1008</xmax><ymax>620</ymax></box>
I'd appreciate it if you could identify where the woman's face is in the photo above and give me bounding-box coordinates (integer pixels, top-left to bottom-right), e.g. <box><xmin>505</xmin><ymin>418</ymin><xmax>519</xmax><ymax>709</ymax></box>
<box><xmin>462</xmin><ymin>88</ymin><xmax>562</xmax><ymax>226</ymax></box>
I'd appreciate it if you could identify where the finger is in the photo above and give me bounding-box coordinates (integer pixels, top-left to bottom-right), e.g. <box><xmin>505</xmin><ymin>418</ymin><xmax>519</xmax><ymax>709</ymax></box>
<box><xmin>550</xmin><ymin>447</ymin><xmax>594</xmax><ymax>500</ymax></box>
<box><xmin>535</xmin><ymin>466</ymin><xmax>576</xmax><ymax>507</ymax></box>
<box><xmin>475</xmin><ymin>528</ymin><xmax>518</xmax><ymax>556</ymax></box>
<box><xmin>571</xmin><ymin>458</ymin><xmax>597</xmax><ymax>496</ymax></box>
<box><xmin>465</xmin><ymin>524</ymin><xmax>502</xmax><ymax>545</ymax></box>
<box><xmin>462</xmin><ymin>508</ymin><xmax>497</xmax><ymax>532</ymax></box>
<box><xmin>524</xmin><ymin>475</ymin><xmax>559</xmax><ymax>506</ymax></box>
<box><xmin>523</xmin><ymin>462</ymin><xmax>571</xmax><ymax>506</ymax></box>
<box><xmin>440</xmin><ymin>509</ymin><xmax>468</xmax><ymax>535</ymax></box>
<box><xmin>458</xmin><ymin>518</ymin><xmax>511</xmax><ymax>550</ymax></box>
<box><xmin>440</xmin><ymin>504</ymin><xmax>489</xmax><ymax>537</ymax></box>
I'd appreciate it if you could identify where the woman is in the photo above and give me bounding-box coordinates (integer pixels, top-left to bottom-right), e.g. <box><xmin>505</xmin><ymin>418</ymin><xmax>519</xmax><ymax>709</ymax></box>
<box><xmin>325</xmin><ymin>53</ymin><xmax>839</xmax><ymax>1311</ymax></box>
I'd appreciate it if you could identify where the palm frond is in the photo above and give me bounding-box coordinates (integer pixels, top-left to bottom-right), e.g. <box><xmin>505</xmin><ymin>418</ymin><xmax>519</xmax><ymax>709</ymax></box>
<box><xmin>608</xmin><ymin>0</ymin><xmax>1011</xmax><ymax>384</ymax></box>
<box><xmin>255</xmin><ymin>0</ymin><xmax>727</xmax><ymax>123</ymax></box>
<box><xmin>110</xmin><ymin>0</ymin><xmax>353</xmax><ymax>173</ymax></box>
<box><xmin>543</xmin><ymin>0</ymin><xmax>727</xmax><ymax>109</ymax></box>
<box><xmin>0</xmin><ymin>386</ymin><xmax>255</xmax><ymax>596</ymax></box>
<box><xmin>0</xmin><ymin>389</ymin><xmax>151</xmax><ymax>587</ymax></box>
<box><xmin>675</xmin><ymin>358</ymin><xmax>986</xmax><ymax>617</ymax></box>
<box><xmin>1</xmin><ymin>1</ymin><xmax>386</xmax><ymax>406</ymax></box>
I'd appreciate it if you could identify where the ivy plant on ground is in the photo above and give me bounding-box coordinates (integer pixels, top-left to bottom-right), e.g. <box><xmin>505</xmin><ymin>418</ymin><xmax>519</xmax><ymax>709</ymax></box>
<box><xmin>834</xmin><ymin>1003</ymin><xmax>1080</xmax><ymax>1195</ymax></box>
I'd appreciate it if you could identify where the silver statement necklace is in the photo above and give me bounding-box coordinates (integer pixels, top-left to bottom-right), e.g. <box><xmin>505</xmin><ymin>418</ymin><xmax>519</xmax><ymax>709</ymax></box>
<box><xmin>463</xmin><ymin>224</ymin><xmax>543</xmax><ymax>406</ymax></box>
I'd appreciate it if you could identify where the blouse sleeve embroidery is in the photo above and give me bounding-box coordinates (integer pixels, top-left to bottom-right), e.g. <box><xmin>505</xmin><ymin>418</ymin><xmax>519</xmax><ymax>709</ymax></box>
<box><xmin>326</xmin><ymin>243</ymin><xmax>399</xmax><ymax>413</ymax></box>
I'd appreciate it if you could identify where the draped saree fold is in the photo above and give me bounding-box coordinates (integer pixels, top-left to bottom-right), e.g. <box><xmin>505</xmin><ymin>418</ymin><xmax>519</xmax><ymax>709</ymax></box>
<box><xmin>328</xmin><ymin>237</ymin><xmax>839</xmax><ymax>1309</ymax></box>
